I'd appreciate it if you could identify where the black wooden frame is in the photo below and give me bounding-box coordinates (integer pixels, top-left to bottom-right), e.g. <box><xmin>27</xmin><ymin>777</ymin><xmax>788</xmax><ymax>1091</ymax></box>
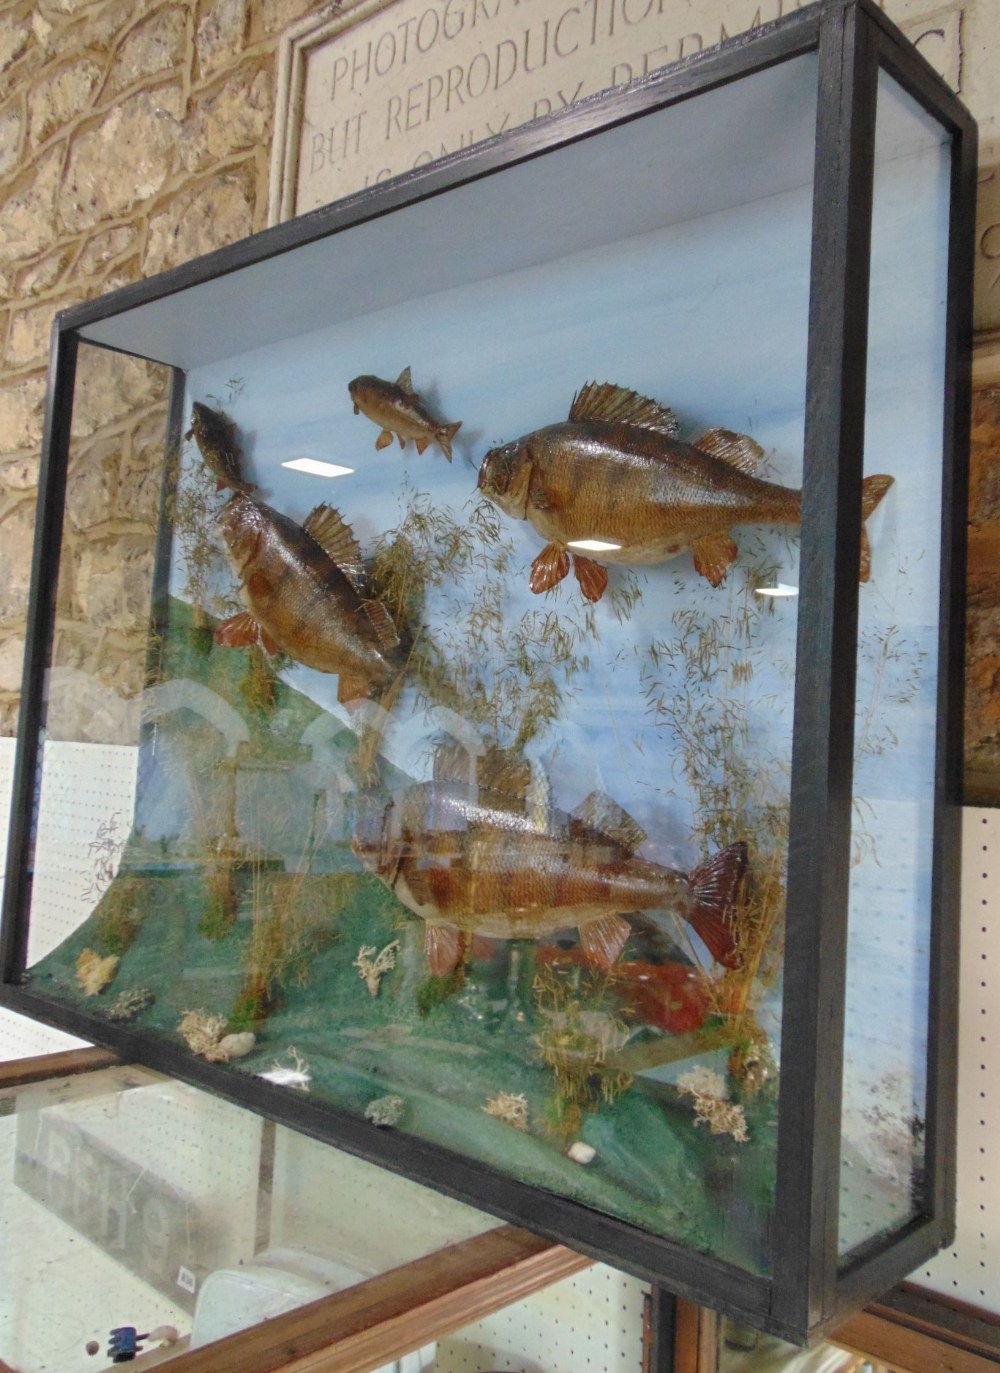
<box><xmin>0</xmin><ymin>0</ymin><xmax>976</xmax><ymax>1344</ymax></box>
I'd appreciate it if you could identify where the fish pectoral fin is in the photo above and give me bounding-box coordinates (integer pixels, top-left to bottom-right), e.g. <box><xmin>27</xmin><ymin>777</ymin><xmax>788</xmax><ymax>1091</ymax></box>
<box><xmin>691</xmin><ymin>534</ymin><xmax>738</xmax><ymax>587</ymax></box>
<box><xmin>337</xmin><ymin>673</ymin><xmax>372</xmax><ymax>704</ymax></box>
<box><xmin>426</xmin><ymin>923</ymin><xmax>463</xmax><ymax>977</ymax></box>
<box><xmin>686</xmin><ymin>842</ymin><xmax>748</xmax><ymax>968</ymax></box>
<box><xmin>414</xmin><ymin>437</ymin><xmax>430</xmax><ymax>455</ymax></box>
<box><xmin>214</xmin><ymin>611</ymin><xmax>261</xmax><ymax>649</ymax></box>
<box><xmin>303</xmin><ymin>504</ymin><xmax>365</xmax><ymax>586</ymax></box>
<box><xmin>353</xmin><ymin>403</ymin><xmax>360</xmax><ymax>414</ymax></box>
<box><xmin>395</xmin><ymin>365</ymin><xmax>415</xmax><ymax>394</ymax></box>
<box><xmin>361</xmin><ymin>599</ymin><xmax>400</xmax><ymax>652</ymax></box>
<box><xmin>571</xmin><ymin>791</ymin><xmax>646</xmax><ymax>853</ymax></box>
<box><xmin>375</xmin><ymin>429</ymin><xmax>394</xmax><ymax>451</ymax></box>
<box><xmin>568</xmin><ymin>381</ymin><xmax>679</xmax><ymax>437</ymax></box>
<box><xmin>693</xmin><ymin>428</ymin><xmax>764</xmax><ymax>475</ymax></box>
<box><xmin>259</xmin><ymin>628</ymin><xmax>281</xmax><ymax>656</ymax></box>
<box><xmin>579</xmin><ymin>913</ymin><xmax>632</xmax><ymax>969</ymax></box>
<box><xmin>397</xmin><ymin>432</ymin><xmax>406</xmax><ymax>449</ymax></box>
<box><xmin>529</xmin><ymin>543</ymin><xmax>570</xmax><ymax>594</ymax></box>
<box><xmin>572</xmin><ymin>554</ymin><xmax>609</xmax><ymax>603</ymax></box>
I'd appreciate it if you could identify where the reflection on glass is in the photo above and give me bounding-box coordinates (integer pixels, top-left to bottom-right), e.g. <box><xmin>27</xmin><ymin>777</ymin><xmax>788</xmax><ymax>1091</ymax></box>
<box><xmin>839</xmin><ymin>70</ymin><xmax>952</xmax><ymax>1259</ymax></box>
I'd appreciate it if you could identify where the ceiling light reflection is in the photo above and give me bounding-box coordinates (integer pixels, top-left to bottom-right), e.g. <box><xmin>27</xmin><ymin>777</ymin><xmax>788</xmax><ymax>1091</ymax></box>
<box><xmin>566</xmin><ymin>539</ymin><xmax>622</xmax><ymax>552</ymax></box>
<box><xmin>754</xmin><ymin>583</ymin><xmax>799</xmax><ymax>598</ymax></box>
<box><xmin>282</xmin><ymin>458</ymin><xmax>355</xmax><ymax>478</ymax></box>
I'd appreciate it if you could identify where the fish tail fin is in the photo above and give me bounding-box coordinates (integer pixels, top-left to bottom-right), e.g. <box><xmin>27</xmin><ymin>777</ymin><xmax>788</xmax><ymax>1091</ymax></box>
<box><xmin>859</xmin><ymin>474</ymin><xmax>894</xmax><ymax>582</ymax></box>
<box><xmin>685</xmin><ymin>841</ymin><xmax>748</xmax><ymax>968</ymax></box>
<box><xmin>437</xmin><ymin>420</ymin><xmax>462</xmax><ymax>462</ymax></box>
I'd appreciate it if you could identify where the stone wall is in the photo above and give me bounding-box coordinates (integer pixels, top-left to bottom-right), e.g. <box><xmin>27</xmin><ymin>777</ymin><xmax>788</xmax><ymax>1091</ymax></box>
<box><xmin>0</xmin><ymin>0</ymin><xmax>326</xmax><ymax>735</ymax></box>
<box><xmin>0</xmin><ymin>0</ymin><xmax>998</xmax><ymax>790</ymax></box>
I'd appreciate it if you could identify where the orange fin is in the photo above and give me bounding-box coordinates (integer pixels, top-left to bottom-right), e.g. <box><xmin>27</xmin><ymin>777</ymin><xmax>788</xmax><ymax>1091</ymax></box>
<box><xmin>436</xmin><ymin>420</ymin><xmax>461</xmax><ymax>462</ymax></box>
<box><xmin>215</xmin><ymin>611</ymin><xmax>260</xmax><ymax>649</ymax></box>
<box><xmin>529</xmin><ymin>543</ymin><xmax>570</xmax><ymax>594</ymax></box>
<box><xmin>568</xmin><ymin>381</ymin><xmax>679</xmax><ymax>437</ymax></box>
<box><xmin>395</xmin><ymin>365</ymin><xmax>415</xmax><ymax>395</ymax></box>
<box><xmin>360</xmin><ymin>599</ymin><xmax>400</xmax><ymax>652</ymax></box>
<box><xmin>571</xmin><ymin>791</ymin><xmax>646</xmax><ymax>854</ymax></box>
<box><xmin>426</xmin><ymin>923</ymin><xmax>462</xmax><ymax>976</ymax></box>
<box><xmin>397</xmin><ymin>432</ymin><xmax>405</xmax><ymax>449</ymax></box>
<box><xmin>691</xmin><ymin>533</ymin><xmax>738</xmax><ymax>587</ymax></box>
<box><xmin>694</xmin><ymin>428</ymin><xmax>764</xmax><ymax>475</ymax></box>
<box><xmin>686</xmin><ymin>842</ymin><xmax>747</xmax><ymax>968</ymax></box>
<box><xmin>375</xmin><ymin>429</ymin><xmax>393</xmax><ymax>451</ymax></box>
<box><xmin>259</xmin><ymin>628</ymin><xmax>280</xmax><ymax>656</ymax></box>
<box><xmin>337</xmin><ymin>673</ymin><xmax>371</xmax><ymax>704</ymax></box>
<box><xmin>579</xmin><ymin>912</ymin><xmax>632</xmax><ymax>969</ymax></box>
<box><xmin>573</xmin><ymin>554</ymin><xmax>608</xmax><ymax>602</ymax></box>
<box><xmin>414</xmin><ymin>437</ymin><xmax>430</xmax><ymax>455</ymax></box>
<box><xmin>859</xmin><ymin>474</ymin><xmax>894</xmax><ymax>583</ymax></box>
<box><xmin>303</xmin><ymin>504</ymin><xmax>364</xmax><ymax>585</ymax></box>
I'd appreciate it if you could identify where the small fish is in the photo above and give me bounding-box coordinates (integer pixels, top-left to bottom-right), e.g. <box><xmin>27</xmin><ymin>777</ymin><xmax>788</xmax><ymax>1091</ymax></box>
<box><xmin>185</xmin><ymin>401</ymin><xmax>255</xmax><ymax>494</ymax></box>
<box><xmin>478</xmin><ymin>381</ymin><xmax>894</xmax><ymax>601</ymax></box>
<box><xmin>348</xmin><ymin>367</ymin><xmax>462</xmax><ymax>461</ymax></box>
<box><xmin>352</xmin><ymin>767</ymin><xmax>747</xmax><ymax>976</ymax></box>
<box><xmin>215</xmin><ymin>493</ymin><xmax>400</xmax><ymax>704</ymax></box>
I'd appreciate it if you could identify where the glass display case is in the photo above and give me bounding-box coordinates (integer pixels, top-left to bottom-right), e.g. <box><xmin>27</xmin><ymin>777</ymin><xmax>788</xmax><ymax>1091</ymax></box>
<box><xmin>0</xmin><ymin>0</ymin><xmax>976</xmax><ymax>1344</ymax></box>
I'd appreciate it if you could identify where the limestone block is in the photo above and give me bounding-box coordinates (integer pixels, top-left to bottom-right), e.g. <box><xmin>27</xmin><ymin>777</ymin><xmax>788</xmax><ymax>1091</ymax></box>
<box><xmin>108</xmin><ymin>8</ymin><xmax>187</xmax><ymax>95</ymax></box>
<box><xmin>0</xmin><ymin>144</ymin><xmax>63</xmax><ymax>257</ymax></box>
<box><xmin>17</xmin><ymin>247</ymin><xmax>72</xmax><ymax>296</ymax></box>
<box><xmin>0</xmin><ymin>637</ymin><xmax>25</xmax><ymax>694</ymax></box>
<box><xmin>0</xmin><ymin>101</ymin><xmax>25</xmax><ymax>177</ymax></box>
<box><xmin>60</xmin><ymin>85</ymin><xmax>183</xmax><ymax>233</ymax></box>
<box><xmin>180</xmin><ymin>64</ymin><xmax>272</xmax><ymax>172</ymax></box>
<box><xmin>71</xmin><ymin>349</ymin><xmax>169</xmax><ymax>438</ymax></box>
<box><xmin>6</xmin><ymin>300</ymin><xmax>56</xmax><ymax>371</ymax></box>
<box><xmin>74</xmin><ymin>534</ymin><xmax>154</xmax><ymax>631</ymax></box>
<box><xmin>0</xmin><ymin>376</ymin><xmax>46</xmax><ymax>450</ymax></box>
<box><xmin>0</xmin><ymin>18</ymin><xmax>31</xmax><ymax>75</ymax></box>
<box><xmin>0</xmin><ymin>498</ymin><xmax>36</xmax><ymax>626</ymax></box>
<box><xmin>75</xmin><ymin>225</ymin><xmax>137</xmax><ymax>278</ymax></box>
<box><xmin>29</xmin><ymin>57</ymin><xmax>102</xmax><ymax>146</ymax></box>
<box><xmin>256</xmin><ymin>0</ymin><xmax>324</xmax><ymax>37</ymax></box>
<box><xmin>196</xmin><ymin>0</ymin><xmax>248</xmax><ymax>79</ymax></box>
<box><xmin>0</xmin><ymin>452</ymin><xmax>39</xmax><ymax>491</ymax></box>
<box><xmin>144</xmin><ymin>171</ymin><xmax>254</xmax><ymax>274</ymax></box>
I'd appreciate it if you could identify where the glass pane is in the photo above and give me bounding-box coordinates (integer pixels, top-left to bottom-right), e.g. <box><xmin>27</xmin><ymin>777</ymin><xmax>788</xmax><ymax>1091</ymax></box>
<box><xmin>0</xmin><ymin>1063</ymin><xmax>493</xmax><ymax>1372</ymax></box>
<box><xmin>19</xmin><ymin>56</ymin><xmax>819</xmax><ymax>1277</ymax></box>
<box><xmin>839</xmin><ymin>70</ymin><xmax>952</xmax><ymax>1259</ymax></box>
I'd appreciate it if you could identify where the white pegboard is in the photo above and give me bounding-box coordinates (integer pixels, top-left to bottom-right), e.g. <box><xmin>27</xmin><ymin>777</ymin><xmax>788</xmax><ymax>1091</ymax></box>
<box><xmin>910</xmin><ymin>807</ymin><xmax>999</xmax><ymax>1311</ymax></box>
<box><xmin>434</xmin><ymin>1263</ymin><xmax>648</xmax><ymax>1373</ymax></box>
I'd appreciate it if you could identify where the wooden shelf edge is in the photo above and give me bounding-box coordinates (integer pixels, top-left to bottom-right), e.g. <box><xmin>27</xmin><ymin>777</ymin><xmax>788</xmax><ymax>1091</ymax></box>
<box><xmin>831</xmin><ymin>1296</ymin><xmax>1000</xmax><ymax>1373</ymax></box>
<box><xmin>0</xmin><ymin>1047</ymin><xmax>118</xmax><ymax>1088</ymax></box>
<box><xmin>156</xmin><ymin>1225</ymin><xmax>591</xmax><ymax>1373</ymax></box>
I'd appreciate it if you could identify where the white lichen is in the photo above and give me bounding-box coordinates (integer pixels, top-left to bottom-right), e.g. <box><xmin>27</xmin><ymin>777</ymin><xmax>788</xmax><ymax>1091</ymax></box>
<box><xmin>353</xmin><ymin>940</ymin><xmax>400</xmax><ymax>997</ymax></box>
<box><xmin>365</xmin><ymin>1094</ymin><xmax>405</xmax><ymax>1127</ymax></box>
<box><xmin>178</xmin><ymin>1009</ymin><xmax>228</xmax><ymax>1057</ymax></box>
<box><xmin>677</xmin><ymin>1066</ymin><xmax>749</xmax><ymax>1143</ymax></box>
<box><xmin>75</xmin><ymin>949</ymin><xmax>119</xmax><ymax>996</ymax></box>
<box><xmin>483</xmin><ymin>1091</ymin><xmax>529</xmax><ymax>1131</ymax></box>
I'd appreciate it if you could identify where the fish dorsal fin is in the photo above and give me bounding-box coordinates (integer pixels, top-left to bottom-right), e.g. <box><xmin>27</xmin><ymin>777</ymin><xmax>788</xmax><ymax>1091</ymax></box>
<box><xmin>433</xmin><ymin>741</ymin><xmax>476</xmax><ymax>786</ymax></box>
<box><xmin>360</xmin><ymin>599</ymin><xmax>400</xmax><ymax>651</ymax></box>
<box><xmin>477</xmin><ymin>747</ymin><xmax>531</xmax><ymax>815</ymax></box>
<box><xmin>395</xmin><ymin>366</ymin><xmax>415</xmax><ymax>395</ymax></box>
<box><xmin>303</xmin><ymin>505</ymin><xmax>364</xmax><ymax>584</ymax></box>
<box><xmin>568</xmin><ymin>381</ymin><xmax>679</xmax><ymax>437</ymax></box>
<box><xmin>570</xmin><ymin>790</ymin><xmax>647</xmax><ymax>854</ymax></box>
<box><xmin>693</xmin><ymin>428</ymin><xmax>764</xmax><ymax>475</ymax></box>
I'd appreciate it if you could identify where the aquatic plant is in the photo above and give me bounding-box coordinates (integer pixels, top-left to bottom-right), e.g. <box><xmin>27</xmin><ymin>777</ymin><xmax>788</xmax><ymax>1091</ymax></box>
<box><xmin>354</xmin><ymin>940</ymin><xmax>400</xmax><ymax>997</ymax></box>
<box><xmin>533</xmin><ymin>964</ymin><xmax>633</xmax><ymax>1141</ymax></box>
<box><xmin>483</xmin><ymin>1091</ymin><xmax>529</xmax><ymax>1131</ymax></box>
<box><xmin>82</xmin><ymin>812</ymin><xmax>124</xmax><ymax>901</ymax></box>
<box><xmin>75</xmin><ymin>948</ymin><xmax>119</xmax><ymax>996</ymax></box>
<box><xmin>93</xmin><ymin>875</ymin><xmax>145</xmax><ymax>955</ymax></box>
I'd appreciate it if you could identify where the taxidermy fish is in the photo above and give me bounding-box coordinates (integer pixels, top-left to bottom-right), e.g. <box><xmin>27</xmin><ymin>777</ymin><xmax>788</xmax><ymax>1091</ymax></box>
<box><xmin>215</xmin><ymin>493</ymin><xmax>400</xmax><ymax>704</ymax></box>
<box><xmin>348</xmin><ymin>367</ymin><xmax>462</xmax><ymax>461</ymax></box>
<box><xmin>185</xmin><ymin>401</ymin><xmax>255</xmax><ymax>494</ymax></box>
<box><xmin>352</xmin><ymin>769</ymin><xmax>747</xmax><ymax>976</ymax></box>
<box><xmin>478</xmin><ymin>381</ymin><xmax>894</xmax><ymax>601</ymax></box>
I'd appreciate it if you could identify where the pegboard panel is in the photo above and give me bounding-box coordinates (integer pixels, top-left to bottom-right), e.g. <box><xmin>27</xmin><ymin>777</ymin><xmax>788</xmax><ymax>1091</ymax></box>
<box><xmin>434</xmin><ymin>1263</ymin><xmax>648</xmax><ymax>1373</ymax></box>
<box><xmin>910</xmin><ymin>807</ymin><xmax>1000</xmax><ymax>1312</ymax></box>
<box><xmin>27</xmin><ymin>740</ymin><xmax>139</xmax><ymax>965</ymax></box>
